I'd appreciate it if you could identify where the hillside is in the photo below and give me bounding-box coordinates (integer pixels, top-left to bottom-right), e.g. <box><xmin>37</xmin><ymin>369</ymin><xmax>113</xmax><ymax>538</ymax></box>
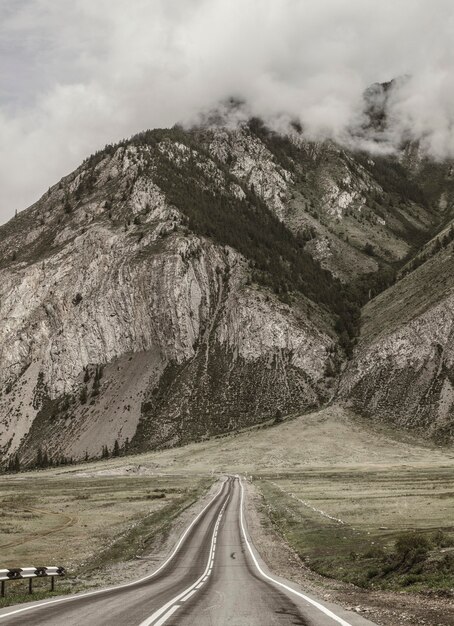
<box><xmin>0</xmin><ymin>118</ymin><xmax>453</xmax><ymax>467</ymax></box>
<box><xmin>341</xmin><ymin>227</ymin><xmax>454</xmax><ymax>441</ymax></box>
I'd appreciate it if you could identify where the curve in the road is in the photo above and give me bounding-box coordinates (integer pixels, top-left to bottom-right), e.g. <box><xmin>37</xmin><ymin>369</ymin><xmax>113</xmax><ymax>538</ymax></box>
<box><xmin>138</xmin><ymin>495</ymin><xmax>228</xmax><ymax>626</ymax></box>
<box><xmin>0</xmin><ymin>478</ymin><xmax>228</xmax><ymax>623</ymax></box>
<box><xmin>0</xmin><ymin>476</ymin><xmax>378</xmax><ymax>626</ymax></box>
<box><xmin>238</xmin><ymin>477</ymin><xmax>353</xmax><ymax>626</ymax></box>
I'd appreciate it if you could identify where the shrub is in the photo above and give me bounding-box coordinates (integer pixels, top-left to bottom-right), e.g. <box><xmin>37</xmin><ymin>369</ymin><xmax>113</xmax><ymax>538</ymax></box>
<box><xmin>394</xmin><ymin>533</ymin><xmax>430</xmax><ymax>568</ymax></box>
<box><xmin>431</xmin><ymin>529</ymin><xmax>454</xmax><ymax>548</ymax></box>
<box><xmin>401</xmin><ymin>574</ymin><xmax>421</xmax><ymax>586</ymax></box>
<box><xmin>364</xmin><ymin>545</ymin><xmax>386</xmax><ymax>560</ymax></box>
<box><xmin>79</xmin><ymin>386</ymin><xmax>88</xmax><ymax>404</ymax></box>
<box><xmin>440</xmin><ymin>552</ymin><xmax>454</xmax><ymax>573</ymax></box>
<box><xmin>363</xmin><ymin>242</ymin><xmax>375</xmax><ymax>256</ymax></box>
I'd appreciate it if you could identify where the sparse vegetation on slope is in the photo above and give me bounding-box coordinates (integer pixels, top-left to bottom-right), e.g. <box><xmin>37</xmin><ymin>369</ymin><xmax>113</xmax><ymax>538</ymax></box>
<box><xmin>1</xmin><ymin>116</ymin><xmax>454</xmax><ymax>464</ymax></box>
<box><xmin>150</xmin><ymin>132</ymin><xmax>360</xmax><ymax>345</ymax></box>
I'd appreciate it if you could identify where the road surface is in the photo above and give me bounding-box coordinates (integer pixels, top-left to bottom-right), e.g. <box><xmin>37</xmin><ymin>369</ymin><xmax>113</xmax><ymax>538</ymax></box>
<box><xmin>0</xmin><ymin>476</ymin><xmax>378</xmax><ymax>626</ymax></box>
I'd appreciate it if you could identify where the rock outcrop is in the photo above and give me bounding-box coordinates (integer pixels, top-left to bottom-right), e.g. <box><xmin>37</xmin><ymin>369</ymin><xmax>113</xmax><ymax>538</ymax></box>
<box><xmin>1</xmin><ymin>118</ymin><xmax>453</xmax><ymax>465</ymax></box>
<box><xmin>0</xmin><ymin>126</ymin><xmax>337</xmax><ymax>462</ymax></box>
<box><xmin>340</xmin><ymin>239</ymin><xmax>454</xmax><ymax>442</ymax></box>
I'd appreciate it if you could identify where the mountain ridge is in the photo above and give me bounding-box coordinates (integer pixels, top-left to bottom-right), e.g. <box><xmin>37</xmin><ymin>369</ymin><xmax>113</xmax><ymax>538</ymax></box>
<box><xmin>1</xmin><ymin>117</ymin><xmax>453</xmax><ymax>467</ymax></box>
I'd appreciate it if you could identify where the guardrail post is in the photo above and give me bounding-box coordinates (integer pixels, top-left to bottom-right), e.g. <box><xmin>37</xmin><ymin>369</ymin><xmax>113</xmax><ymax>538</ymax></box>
<box><xmin>0</xmin><ymin>566</ymin><xmax>65</xmax><ymax>597</ymax></box>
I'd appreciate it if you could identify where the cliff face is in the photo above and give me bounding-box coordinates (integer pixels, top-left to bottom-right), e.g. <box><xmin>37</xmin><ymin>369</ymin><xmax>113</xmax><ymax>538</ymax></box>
<box><xmin>340</xmin><ymin>238</ymin><xmax>454</xmax><ymax>442</ymax></box>
<box><xmin>0</xmin><ymin>119</ymin><xmax>453</xmax><ymax>465</ymax></box>
<box><xmin>0</xmin><ymin>127</ymin><xmax>338</xmax><ymax>462</ymax></box>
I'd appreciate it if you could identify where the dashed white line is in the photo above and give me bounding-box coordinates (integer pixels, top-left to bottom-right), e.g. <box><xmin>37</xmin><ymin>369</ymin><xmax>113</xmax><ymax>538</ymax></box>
<box><xmin>138</xmin><ymin>498</ymin><xmax>228</xmax><ymax>626</ymax></box>
<box><xmin>0</xmin><ymin>481</ymin><xmax>227</xmax><ymax>623</ymax></box>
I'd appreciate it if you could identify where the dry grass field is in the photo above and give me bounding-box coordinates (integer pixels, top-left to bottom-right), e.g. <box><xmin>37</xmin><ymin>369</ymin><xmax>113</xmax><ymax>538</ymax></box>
<box><xmin>40</xmin><ymin>404</ymin><xmax>454</xmax><ymax>475</ymax></box>
<box><xmin>0</xmin><ymin>473</ymin><xmax>210</xmax><ymax>606</ymax></box>
<box><xmin>1</xmin><ymin>404</ymin><xmax>453</xmax><ymax>609</ymax></box>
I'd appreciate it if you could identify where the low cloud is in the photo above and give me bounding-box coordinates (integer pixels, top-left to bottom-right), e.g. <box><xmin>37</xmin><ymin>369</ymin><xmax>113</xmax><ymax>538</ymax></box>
<box><xmin>1</xmin><ymin>0</ymin><xmax>454</xmax><ymax>221</ymax></box>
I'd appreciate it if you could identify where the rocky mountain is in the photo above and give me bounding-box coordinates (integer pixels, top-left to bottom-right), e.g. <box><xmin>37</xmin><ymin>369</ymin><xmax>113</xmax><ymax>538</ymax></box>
<box><xmin>341</xmin><ymin>220</ymin><xmax>454</xmax><ymax>442</ymax></box>
<box><xmin>1</xmin><ymin>116</ymin><xmax>453</xmax><ymax>466</ymax></box>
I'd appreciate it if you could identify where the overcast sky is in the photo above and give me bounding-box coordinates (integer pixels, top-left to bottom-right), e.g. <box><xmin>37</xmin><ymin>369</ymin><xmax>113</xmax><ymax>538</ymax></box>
<box><xmin>1</xmin><ymin>0</ymin><xmax>454</xmax><ymax>222</ymax></box>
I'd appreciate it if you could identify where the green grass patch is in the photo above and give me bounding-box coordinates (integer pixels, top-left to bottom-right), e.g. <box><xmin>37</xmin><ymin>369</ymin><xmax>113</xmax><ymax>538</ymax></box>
<box><xmin>259</xmin><ymin>474</ymin><xmax>454</xmax><ymax>593</ymax></box>
<box><xmin>0</xmin><ymin>582</ymin><xmax>73</xmax><ymax>609</ymax></box>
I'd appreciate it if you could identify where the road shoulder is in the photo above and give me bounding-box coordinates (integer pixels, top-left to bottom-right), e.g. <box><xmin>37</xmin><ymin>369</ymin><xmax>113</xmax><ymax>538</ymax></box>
<box><xmin>244</xmin><ymin>478</ymin><xmax>454</xmax><ymax>626</ymax></box>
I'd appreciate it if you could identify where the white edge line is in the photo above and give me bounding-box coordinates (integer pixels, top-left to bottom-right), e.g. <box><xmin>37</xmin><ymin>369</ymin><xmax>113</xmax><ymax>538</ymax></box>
<box><xmin>138</xmin><ymin>498</ymin><xmax>227</xmax><ymax>626</ymax></box>
<box><xmin>0</xmin><ymin>479</ymin><xmax>227</xmax><ymax>622</ymax></box>
<box><xmin>238</xmin><ymin>477</ymin><xmax>354</xmax><ymax>626</ymax></box>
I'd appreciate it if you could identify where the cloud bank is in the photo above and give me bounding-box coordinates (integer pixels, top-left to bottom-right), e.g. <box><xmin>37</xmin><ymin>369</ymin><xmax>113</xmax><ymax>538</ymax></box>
<box><xmin>1</xmin><ymin>0</ymin><xmax>454</xmax><ymax>221</ymax></box>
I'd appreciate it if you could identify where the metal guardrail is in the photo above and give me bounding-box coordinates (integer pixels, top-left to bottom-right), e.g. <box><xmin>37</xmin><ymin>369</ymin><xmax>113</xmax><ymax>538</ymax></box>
<box><xmin>0</xmin><ymin>567</ymin><xmax>66</xmax><ymax>597</ymax></box>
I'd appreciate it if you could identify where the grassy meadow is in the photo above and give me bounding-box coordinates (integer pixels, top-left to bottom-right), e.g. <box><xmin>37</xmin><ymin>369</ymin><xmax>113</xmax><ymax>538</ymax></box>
<box><xmin>1</xmin><ymin>405</ymin><xmax>453</xmax><ymax>607</ymax></box>
<box><xmin>0</xmin><ymin>472</ymin><xmax>210</xmax><ymax>607</ymax></box>
<box><xmin>256</xmin><ymin>465</ymin><xmax>454</xmax><ymax>593</ymax></box>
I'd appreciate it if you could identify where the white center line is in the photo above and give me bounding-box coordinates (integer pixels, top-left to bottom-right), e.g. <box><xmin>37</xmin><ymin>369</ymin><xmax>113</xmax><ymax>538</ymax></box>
<box><xmin>0</xmin><ymin>481</ymin><xmax>228</xmax><ymax>623</ymax></box>
<box><xmin>153</xmin><ymin>605</ymin><xmax>179</xmax><ymax>626</ymax></box>
<box><xmin>181</xmin><ymin>589</ymin><xmax>198</xmax><ymax>602</ymax></box>
<box><xmin>138</xmin><ymin>497</ymin><xmax>228</xmax><ymax>626</ymax></box>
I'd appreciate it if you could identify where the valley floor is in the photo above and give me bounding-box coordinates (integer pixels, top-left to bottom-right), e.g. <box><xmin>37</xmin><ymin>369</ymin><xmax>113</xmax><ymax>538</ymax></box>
<box><xmin>1</xmin><ymin>405</ymin><xmax>453</xmax><ymax>623</ymax></box>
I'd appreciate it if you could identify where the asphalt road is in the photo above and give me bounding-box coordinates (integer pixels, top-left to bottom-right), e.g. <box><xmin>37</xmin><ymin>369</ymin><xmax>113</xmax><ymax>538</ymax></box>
<box><xmin>0</xmin><ymin>476</ymin><xmax>378</xmax><ymax>626</ymax></box>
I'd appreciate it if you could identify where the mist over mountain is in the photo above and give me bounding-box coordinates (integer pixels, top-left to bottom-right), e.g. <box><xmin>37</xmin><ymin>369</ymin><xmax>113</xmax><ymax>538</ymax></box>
<box><xmin>2</xmin><ymin>0</ymin><xmax>454</xmax><ymax>221</ymax></box>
